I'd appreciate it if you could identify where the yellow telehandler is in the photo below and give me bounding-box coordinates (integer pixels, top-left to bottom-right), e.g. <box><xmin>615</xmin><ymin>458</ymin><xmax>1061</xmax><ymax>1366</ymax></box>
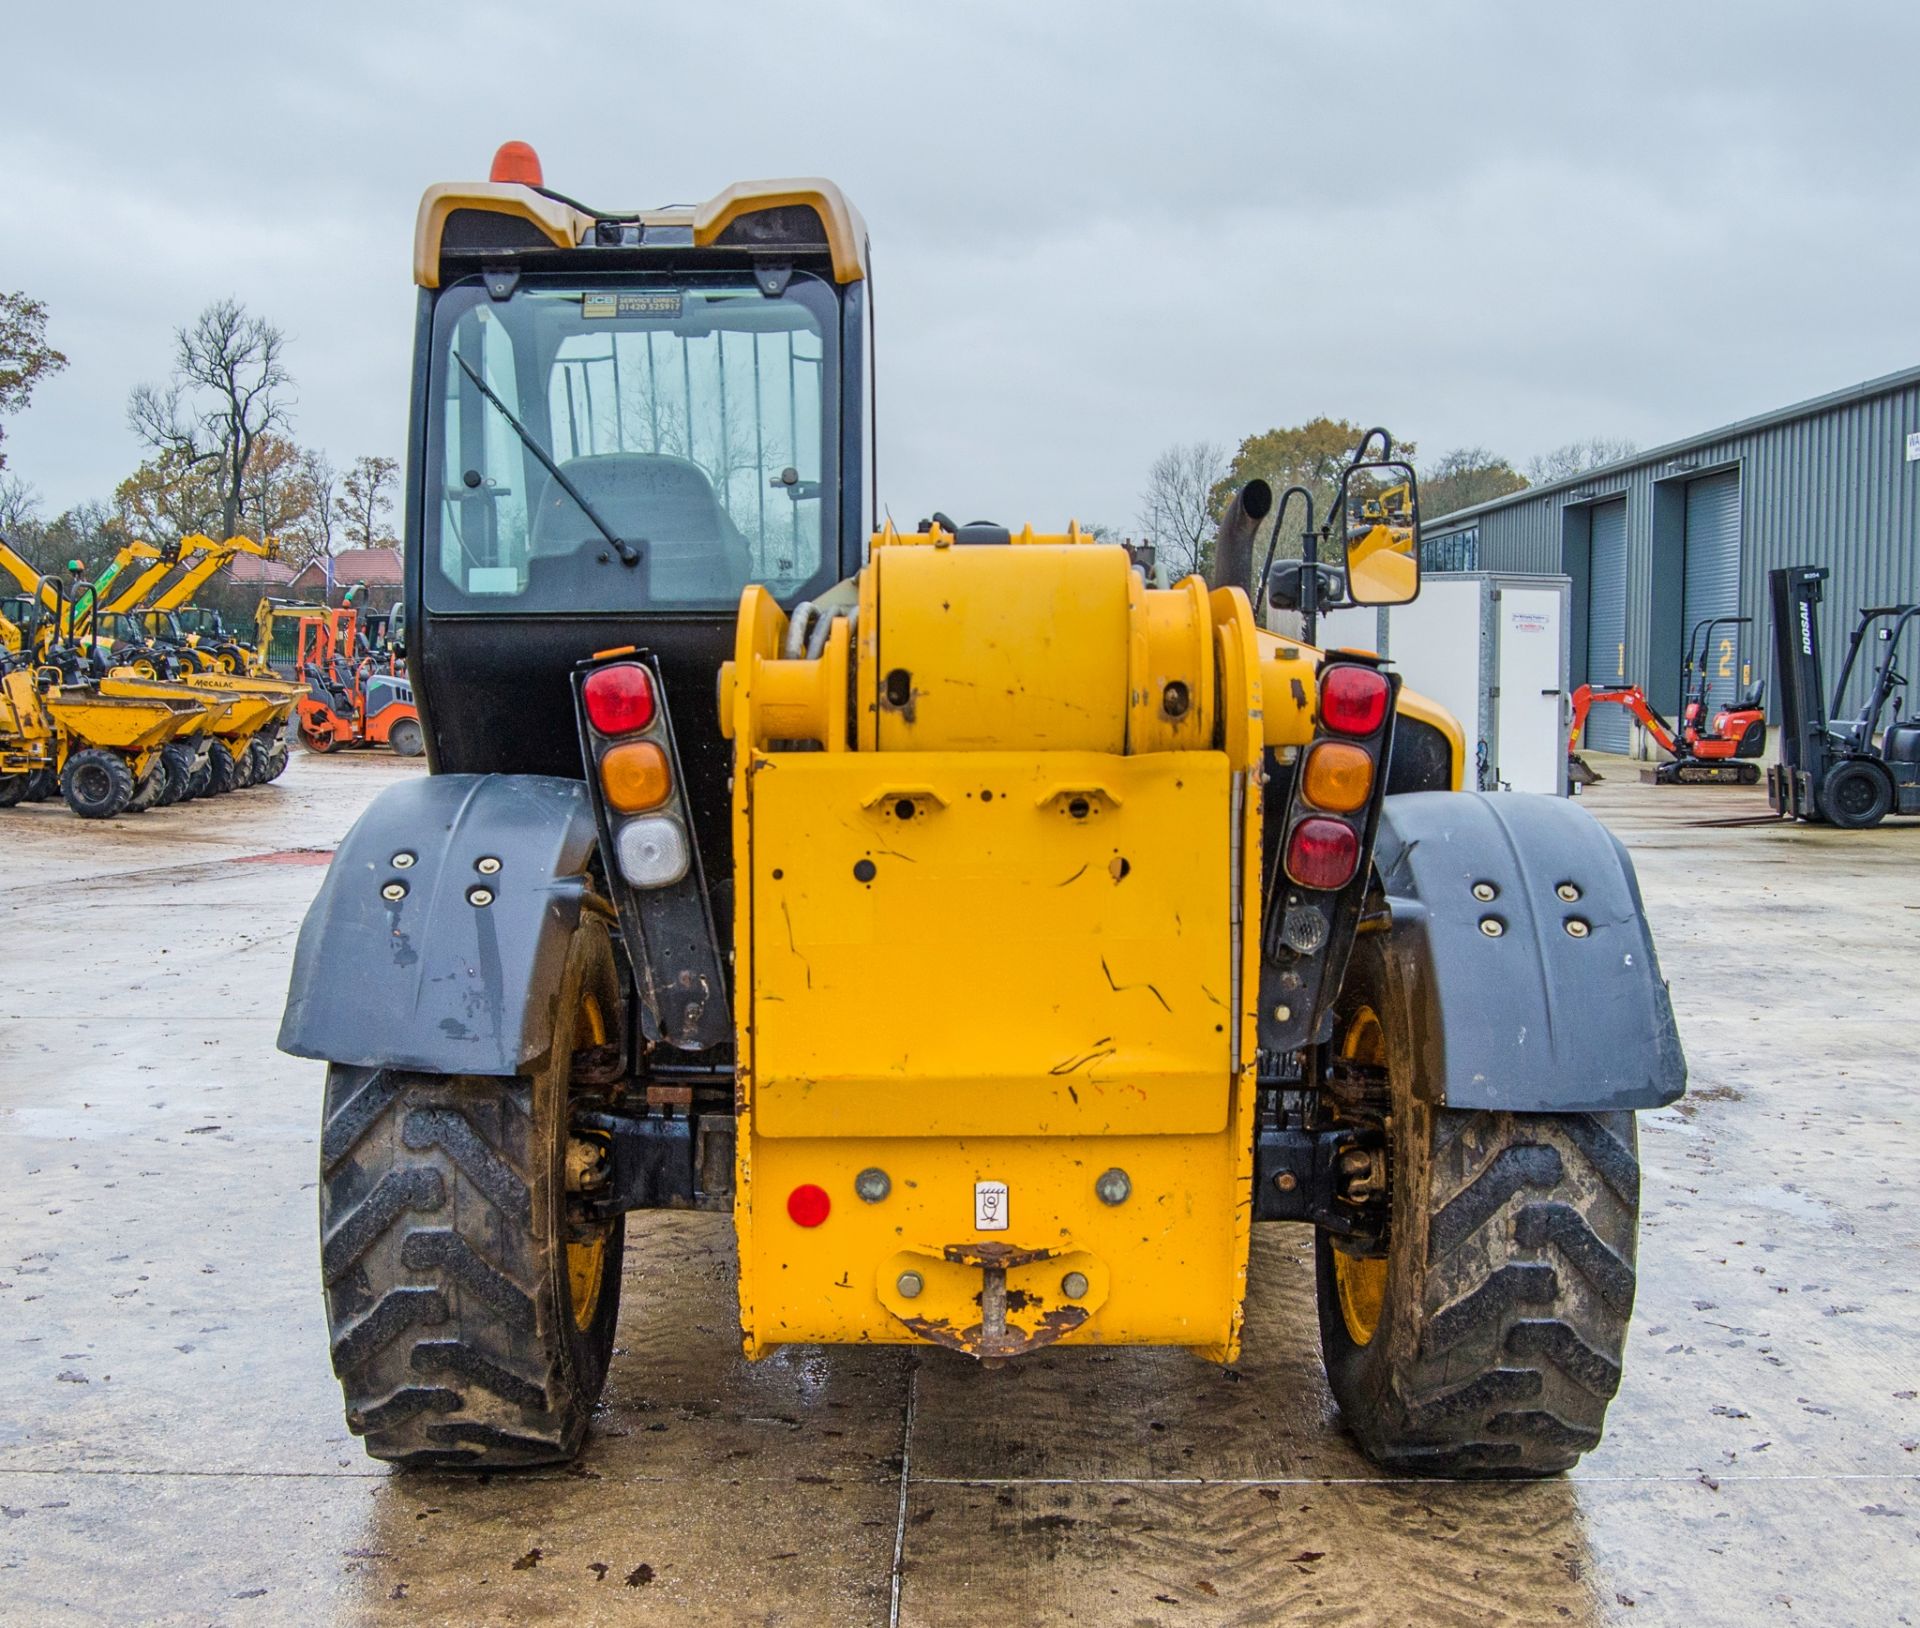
<box><xmin>280</xmin><ymin>147</ymin><xmax>1685</xmax><ymax>1479</ymax></box>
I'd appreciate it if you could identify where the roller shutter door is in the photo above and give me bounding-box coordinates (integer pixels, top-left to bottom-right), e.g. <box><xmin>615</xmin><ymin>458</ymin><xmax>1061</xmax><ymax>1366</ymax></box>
<box><xmin>1584</xmin><ymin>500</ymin><xmax>1630</xmax><ymax>752</ymax></box>
<box><xmin>1683</xmin><ymin>471</ymin><xmax>1742</xmax><ymax>715</ymax></box>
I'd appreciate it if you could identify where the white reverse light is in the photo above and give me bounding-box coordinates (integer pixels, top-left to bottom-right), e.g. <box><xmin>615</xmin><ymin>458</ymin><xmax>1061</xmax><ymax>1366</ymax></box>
<box><xmin>615</xmin><ymin>816</ymin><xmax>690</xmax><ymax>889</ymax></box>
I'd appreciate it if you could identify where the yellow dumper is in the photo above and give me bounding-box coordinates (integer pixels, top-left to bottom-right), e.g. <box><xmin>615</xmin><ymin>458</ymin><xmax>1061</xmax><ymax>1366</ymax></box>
<box><xmin>1</xmin><ymin>666</ymin><xmax>205</xmax><ymax>817</ymax></box>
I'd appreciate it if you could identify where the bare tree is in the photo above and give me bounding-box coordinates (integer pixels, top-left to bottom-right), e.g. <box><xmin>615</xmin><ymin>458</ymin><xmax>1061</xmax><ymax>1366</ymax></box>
<box><xmin>286</xmin><ymin>449</ymin><xmax>339</xmax><ymax>568</ymax></box>
<box><xmin>1527</xmin><ymin>436</ymin><xmax>1637</xmax><ymax>485</ymax></box>
<box><xmin>334</xmin><ymin>454</ymin><xmax>400</xmax><ymax>548</ymax></box>
<box><xmin>1139</xmin><ymin>440</ymin><xmax>1229</xmax><ymax>581</ymax></box>
<box><xmin>0</xmin><ymin>471</ymin><xmax>41</xmax><ymax>532</ymax></box>
<box><xmin>128</xmin><ymin>299</ymin><xmax>293</xmax><ymax>540</ymax></box>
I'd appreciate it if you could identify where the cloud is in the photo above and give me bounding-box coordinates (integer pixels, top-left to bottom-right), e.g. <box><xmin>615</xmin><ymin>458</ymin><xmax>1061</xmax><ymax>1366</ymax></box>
<box><xmin>5</xmin><ymin>0</ymin><xmax>1918</xmax><ymax>534</ymax></box>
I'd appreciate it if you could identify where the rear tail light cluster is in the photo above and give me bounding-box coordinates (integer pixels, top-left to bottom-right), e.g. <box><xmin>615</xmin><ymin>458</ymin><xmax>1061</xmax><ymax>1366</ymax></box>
<box><xmin>580</xmin><ymin>660</ymin><xmax>689</xmax><ymax>888</ymax></box>
<box><xmin>1284</xmin><ymin>661</ymin><xmax>1394</xmax><ymax>893</ymax></box>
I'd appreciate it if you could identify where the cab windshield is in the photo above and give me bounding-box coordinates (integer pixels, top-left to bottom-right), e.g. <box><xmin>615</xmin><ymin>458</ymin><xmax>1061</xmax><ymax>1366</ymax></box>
<box><xmin>424</xmin><ymin>274</ymin><xmax>838</xmax><ymax>613</ymax></box>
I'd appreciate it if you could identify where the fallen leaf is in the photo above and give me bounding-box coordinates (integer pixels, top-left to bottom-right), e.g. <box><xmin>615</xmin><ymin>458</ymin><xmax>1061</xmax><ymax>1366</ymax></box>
<box><xmin>627</xmin><ymin>1564</ymin><xmax>655</xmax><ymax>1588</ymax></box>
<box><xmin>512</xmin><ymin>1548</ymin><xmax>542</xmax><ymax>1571</ymax></box>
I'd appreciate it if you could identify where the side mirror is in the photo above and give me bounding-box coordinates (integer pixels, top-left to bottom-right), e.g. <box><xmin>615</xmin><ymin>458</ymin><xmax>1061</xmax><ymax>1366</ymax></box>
<box><xmin>1267</xmin><ymin>559</ymin><xmax>1347</xmax><ymax>613</ymax></box>
<box><xmin>1337</xmin><ymin>459</ymin><xmax>1421</xmax><ymax>606</ymax></box>
<box><xmin>770</xmin><ymin>467</ymin><xmax>821</xmax><ymax>501</ymax></box>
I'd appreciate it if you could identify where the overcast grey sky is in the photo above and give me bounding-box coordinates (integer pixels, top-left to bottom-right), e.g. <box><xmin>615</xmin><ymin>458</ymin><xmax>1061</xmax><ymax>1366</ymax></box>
<box><xmin>6</xmin><ymin>0</ymin><xmax>1918</xmax><ymax>533</ymax></box>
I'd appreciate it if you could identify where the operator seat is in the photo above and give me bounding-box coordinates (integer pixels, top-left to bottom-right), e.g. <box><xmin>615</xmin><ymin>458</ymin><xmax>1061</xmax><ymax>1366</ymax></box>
<box><xmin>527</xmin><ymin>453</ymin><xmax>753</xmax><ymax>603</ymax></box>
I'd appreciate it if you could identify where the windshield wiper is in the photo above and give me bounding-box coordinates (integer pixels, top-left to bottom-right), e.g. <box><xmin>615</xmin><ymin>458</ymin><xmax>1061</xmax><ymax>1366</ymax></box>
<box><xmin>453</xmin><ymin>353</ymin><xmax>642</xmax><ymax>568</ymax></box>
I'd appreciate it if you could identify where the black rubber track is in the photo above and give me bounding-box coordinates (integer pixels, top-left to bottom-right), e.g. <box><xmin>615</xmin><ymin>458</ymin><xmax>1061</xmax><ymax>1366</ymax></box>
<box><xmin>318</xmin><ymin>922</ymin><xmax>624</xmax><ymax>1468</ymax></box>
<box><xmin>1316</xmin><ymin>936</ymin><xmax>1641</xmax><ymax>1478</ymax></box>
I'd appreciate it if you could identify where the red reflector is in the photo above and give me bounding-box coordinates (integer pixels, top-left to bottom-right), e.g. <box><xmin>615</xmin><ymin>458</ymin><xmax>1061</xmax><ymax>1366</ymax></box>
<box><xmin>489</xmin><ymin>140</ymin><xmax>544</xmax><ymax>186</ymax></box>
<box><xmin>787</xmin><ymin>1184</ymin><xmax>831</xmax><ymax>1227</ymax></box>
<box><xmin>1320</xmin><ymin>665</ymin><xmax>1390</xmax><ymax>737</ymax></box>
<box><xmin>1286</xmin><ymin>817</ymin><xmax>1360</xmax><ymax>891</ymax></box>
<box><xmin>583</xmin><ymin>663</ymin><xmax>655</xmax><ymax>735</ymax></box>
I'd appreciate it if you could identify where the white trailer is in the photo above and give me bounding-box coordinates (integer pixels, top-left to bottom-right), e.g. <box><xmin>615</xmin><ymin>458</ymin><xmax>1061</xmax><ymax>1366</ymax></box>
<box><xmin>1315</xmin><ymin>573</ymin><xmax>1573</xmax><ymax>796</ymax></box>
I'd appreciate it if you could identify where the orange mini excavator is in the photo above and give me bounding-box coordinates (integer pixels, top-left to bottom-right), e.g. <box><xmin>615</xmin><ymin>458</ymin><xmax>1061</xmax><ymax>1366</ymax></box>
<box><xmin>1570</xmin><ymin>615</ymin><xmax>1767</xmax><ymax>784</ymax></box>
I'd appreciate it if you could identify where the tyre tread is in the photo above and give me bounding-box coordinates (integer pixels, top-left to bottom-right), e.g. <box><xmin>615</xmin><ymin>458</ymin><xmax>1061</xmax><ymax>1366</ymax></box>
<box><xmin>1393</xmin><ymin>1111</ymin><xmax>1638</xmax><ymax>1476</ymax></box>
<box><xmin>320</xmin><ymin>1061</ymin><xmax>614</xmax><ymax>1470</ymax></box>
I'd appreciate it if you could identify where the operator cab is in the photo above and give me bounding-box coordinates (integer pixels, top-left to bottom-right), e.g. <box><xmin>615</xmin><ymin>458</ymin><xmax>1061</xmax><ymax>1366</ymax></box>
<box><xmin>405</xmin><ymin>146</ymin><xmax>875</xmax><ymax>880</ymax></box>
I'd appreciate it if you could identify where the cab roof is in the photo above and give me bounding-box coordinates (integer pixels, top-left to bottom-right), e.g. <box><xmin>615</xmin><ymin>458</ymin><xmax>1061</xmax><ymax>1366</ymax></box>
<box><xmin>413</xmin><ymin>160</ymin><xmax>868</xmax><ymax>291</ymax></box>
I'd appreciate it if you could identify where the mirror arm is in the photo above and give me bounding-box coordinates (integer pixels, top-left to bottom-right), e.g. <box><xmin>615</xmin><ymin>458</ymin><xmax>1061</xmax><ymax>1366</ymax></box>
<box><xmin>1352</xmin><ymin>426</ymin><xmax>1395</xmax><ymax>463</ymax></box>
<box><xmin>1260</xmin><ymin>484</ymin><xmax>1318</xmax><ymax>599</ymax></box>
<box><xmin>1301</xmin><ymin>525</ymin><xmax>1332</xmax><ymax>647</ymax></box>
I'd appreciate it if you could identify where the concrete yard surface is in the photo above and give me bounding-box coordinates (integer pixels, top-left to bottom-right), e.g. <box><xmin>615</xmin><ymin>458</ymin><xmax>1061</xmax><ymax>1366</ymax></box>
<box><xmin>1</xmin><ymin>750</ymin><xmax>1916</xmax><ymax>1625</ymax></box>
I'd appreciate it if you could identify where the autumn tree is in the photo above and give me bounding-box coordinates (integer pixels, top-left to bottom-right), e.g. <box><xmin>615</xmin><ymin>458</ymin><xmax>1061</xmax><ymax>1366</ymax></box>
<box><xmin>1137</xmin><ymin>441</ymin><xmax>1229</xmax><ymax>580</ymax></box>
<box><xmin>1527</xmin><ymin>436</ymin><xmax>1637</xmax><ymax>484</ymax></box>
<box><xmin>1421</xmin><ymin>447</ymin><xmax>1529</xmax><ymax>518</ymax></box>
<box><xmin>115</xmin><ymin>448</ymin><xmax>226</xmax><ymax>544</ymax></box>
<box><xmin>335</xmin><ymin>454</ymin><xmax>399</xmax><ymax>548</ymax></box>
<box><xmin>127</xmin><ymin>298</ymin><xmax>293</xmax><ymax>541</ymax></box>
<box><xmin>0</xmin><ymin>291</ymin><xmax>69</xmax><ymax>471</ymax></box>
<box><xmin>6</xmin><ymin>500</ymin><xmax>123</xmax><ymax>576</ymax></box>
<box><xmin>237</xmin><ymin>433</ymin><xmax>323</xmax><ymax>547</ymax></box>
<box><xmin>1209</xmin><ymin>418</ymin><xmax>1416</xmax><ymax>591</ymax></box>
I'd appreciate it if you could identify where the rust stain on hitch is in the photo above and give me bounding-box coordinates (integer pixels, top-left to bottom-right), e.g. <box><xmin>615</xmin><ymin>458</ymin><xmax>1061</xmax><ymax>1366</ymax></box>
<box><xmin>940</xmin><ymin>1241</ymin><xmax>1057</xmax><ymax>1269</ymax></box>
<box><xmin>898</xmin><ymin>1303</ymin><xmax>1089</xmax><ymax>1360</ymax></box>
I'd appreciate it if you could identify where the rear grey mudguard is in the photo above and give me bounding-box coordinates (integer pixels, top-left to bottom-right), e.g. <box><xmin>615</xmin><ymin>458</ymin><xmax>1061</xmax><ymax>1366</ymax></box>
<box><xmin>1372</xmin><ymin>792</ymin><xmax>1686</xmax><ymax>1112</ymax></box>
<box><xmin>278</xmin><ymin>773</ymin><xmax>604</xmax><ymax>1076</ymax></box>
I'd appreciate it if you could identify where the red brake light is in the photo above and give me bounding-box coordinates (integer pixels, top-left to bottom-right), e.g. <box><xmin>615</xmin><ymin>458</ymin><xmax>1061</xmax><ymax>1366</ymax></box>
<box><xmin>1320</xmin><ymin>665</ymin><xmax>1389</xmax><ymax>737</ymax></box>
<box><xmin>490</xmin><ymin>140</ymin><xmax>544</xmax><ymax>186</ymax></box>
<box><xmin>583</xmin><ymin>663</ymin><xmax>655</xmax><ymax>735</ymax></box>
<box><xmin>1286</xmin><ymin>817</ymin><xmax>1360</xmax><ymax>891</ymax></box>
<box><xmin>787</xmin><ymin>1184</ymin><xmax>831</xmax><ymax>1227</ymax></box>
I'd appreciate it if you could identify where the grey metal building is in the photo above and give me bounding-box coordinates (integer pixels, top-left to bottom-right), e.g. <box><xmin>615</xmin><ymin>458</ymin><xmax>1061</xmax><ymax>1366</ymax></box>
<box><xmin>1421</xmin><ymin>366</ymin><xmax>1920</xmax><ymax>754</ymax></box>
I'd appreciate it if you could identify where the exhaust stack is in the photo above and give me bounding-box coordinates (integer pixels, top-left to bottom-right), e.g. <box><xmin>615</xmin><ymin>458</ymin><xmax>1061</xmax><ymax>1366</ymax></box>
<box><xmin>1208</xmin><ymin>479</ymin><xmax>1273</xmax><ymax>594</ymax></box>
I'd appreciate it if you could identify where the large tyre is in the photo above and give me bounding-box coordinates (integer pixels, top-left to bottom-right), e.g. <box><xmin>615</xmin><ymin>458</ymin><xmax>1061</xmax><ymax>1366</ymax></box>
<box><xmin>125</xmin><ymin>760</ymin><xmax>166</xmax><ymax>814</ymax></box>
<box><xmin>205</xmin><ymin>740</ymin><xmax>238</xmax><ymax>795</ymax></box>
<box><xmin>0</xmin><ymin>774</ymin><xmax>27</xmax><ymax>808</ymax></box>
<box><xmin>62</xmin><ymin>748</ymin><xmax>136</xmax><ymax>819</ymax></box>
<box><xmin>1820</xmin><ymin>760</ymin><xmax>1892</xmax><ymax>829</ymax></box>
<box><xmin>388</xmin><ymin>717</ymin><xmax>424</xmax><ymax>759</ymax></box>
<box><xmin>1315</xmin><ymin>935</ymin><xmax>1640</xmax><ymax>1477</ymax></box>
<box><xmin>23</xmin><ymin>768</ymin><xmax>57</xmax><ymax>803</ymax></box>
<box><xmin>160</xmin><ymin>744</ymin><xmax>196</xmax><ymax>806</ymax></box>
<box><xmin>266</xmin><ymin>740</ymin><xmax>290</xmax><ymax>781</ymax></box>
<box><xmin>246</xmin><ymin>737</ymin><xmax>272</xmax><ymax>786</ymax></box>
<box><xmin>319</xmin><ymin>919</ymin><xmax>626</xmax><ymax>1468</ymax></box>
